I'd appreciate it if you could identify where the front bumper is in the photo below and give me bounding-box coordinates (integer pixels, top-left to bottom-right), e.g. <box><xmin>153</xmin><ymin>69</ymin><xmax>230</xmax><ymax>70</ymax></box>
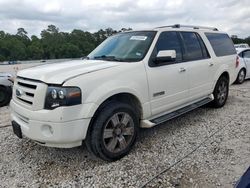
<box><xmin>10</xmin><ymin>100</ymin><xmax>91</xmax><ymax>148</ymax></box>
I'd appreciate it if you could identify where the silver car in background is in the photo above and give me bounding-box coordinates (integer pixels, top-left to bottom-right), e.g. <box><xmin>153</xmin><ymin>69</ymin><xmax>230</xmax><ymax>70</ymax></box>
<box><xmin>0</xmin><ymin>72</ymin><xmax>14</xmax><ymax>107</ymax></box>
<box><xmin>235</xmin><ymin>43</ymin><xmax>249</xmax><ymax>50</ymax></box>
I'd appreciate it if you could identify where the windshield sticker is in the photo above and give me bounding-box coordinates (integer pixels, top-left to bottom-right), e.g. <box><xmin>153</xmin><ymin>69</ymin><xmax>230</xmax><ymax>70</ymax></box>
<box><xmin>136</xmin><ymin>52</ymin><xmax>142</xmax><ymax>56</ymax></box>
<box><xmin>130</xmin><ymin>36</ymin><xmax>148</xmax><ymax>41</ymax></box>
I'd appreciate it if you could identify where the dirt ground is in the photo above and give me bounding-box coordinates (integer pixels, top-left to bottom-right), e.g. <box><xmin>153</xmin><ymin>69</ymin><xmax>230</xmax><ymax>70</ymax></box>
<box><xmin>0</xmin><ymin>79</ymin><xmax>250</xmax><ymax>187</ymax></box>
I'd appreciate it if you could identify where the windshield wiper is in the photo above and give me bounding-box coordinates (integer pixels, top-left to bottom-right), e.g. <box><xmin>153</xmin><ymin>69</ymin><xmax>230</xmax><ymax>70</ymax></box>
<box><xmin>93</xmin><ymin>55</ymin><xmax>124</xmax><ymax>62</ymax></box>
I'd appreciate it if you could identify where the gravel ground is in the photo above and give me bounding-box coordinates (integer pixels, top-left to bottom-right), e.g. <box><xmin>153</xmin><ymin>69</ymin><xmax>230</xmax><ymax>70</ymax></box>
<box><xmin>0</xmin><ymin>81</ymin><xmax>250</xmax><ymax>188</ymax></box>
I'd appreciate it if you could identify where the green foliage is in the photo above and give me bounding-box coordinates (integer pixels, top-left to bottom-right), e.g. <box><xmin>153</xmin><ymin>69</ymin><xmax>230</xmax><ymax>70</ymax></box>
<box><xmin>0</xmin><ymin>25</ymin><xmax>130</xmax><ymax>61</ymax></box>
<box><xmin>232</xmin><ymin>37</ymin><xmax>250</xmax><ymax>46</ymax></box>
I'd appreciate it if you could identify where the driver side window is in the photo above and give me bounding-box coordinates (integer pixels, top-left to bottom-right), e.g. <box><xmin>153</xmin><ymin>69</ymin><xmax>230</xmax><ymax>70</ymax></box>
<box><xmin>155</xmin><ymin>31</ymin><xmax>183</xmax><ymax>63</ymax></box>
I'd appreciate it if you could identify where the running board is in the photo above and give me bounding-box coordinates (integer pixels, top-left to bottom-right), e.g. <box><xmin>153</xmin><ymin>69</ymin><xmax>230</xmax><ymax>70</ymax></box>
<box><xmin>141</xmin><ymin>95</ymin><xmax>213</xmax><ymax>128</ymax></box>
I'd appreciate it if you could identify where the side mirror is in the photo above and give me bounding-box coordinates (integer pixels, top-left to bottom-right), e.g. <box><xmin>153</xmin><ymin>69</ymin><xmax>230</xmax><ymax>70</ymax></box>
<box><xmin>153</xmin><ymin>50</ymin><xmax>176</xmax><ymax>64</ymax></box>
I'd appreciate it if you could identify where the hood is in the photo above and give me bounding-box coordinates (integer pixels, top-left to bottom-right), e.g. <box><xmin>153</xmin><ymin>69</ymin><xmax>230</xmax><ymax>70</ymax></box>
<box><xmin>17</xmin><ymin>60</ymin><xmax>120</xmax><ymax>84</ymax></box>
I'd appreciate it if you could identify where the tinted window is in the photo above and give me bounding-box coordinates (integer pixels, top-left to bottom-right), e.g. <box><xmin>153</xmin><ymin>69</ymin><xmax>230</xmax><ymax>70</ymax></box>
<box><xmin>155</xmin><ymin>31</ymin><xmax>182</xmax><ymax>62</ymax></box>
<box><xmin>243</xmin><ymin>50</ymin><xmax>250</xmax><ymax>58</ymax></box>
<box><xmin>181</xmin><ymin>32</ymin><xmax>204</xmax><ymax>61</ymax></box>
<box><xmin>196</xmin><ymin>34</ymin><xmax>210</xmax><ymax>58</ymax></box>
<box><xmin>205</xmin><ymin>33</ymin><xmax>236</xmax><ymax>57</ymax></box>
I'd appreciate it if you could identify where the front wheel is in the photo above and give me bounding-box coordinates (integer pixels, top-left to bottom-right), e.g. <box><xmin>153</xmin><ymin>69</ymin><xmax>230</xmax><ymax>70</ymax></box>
<box><xmin>85</xmin><ymin>101</ymin><xmax>139</xmax><ymax>161</ymax></box>
<box><xmin>210</xmin><ymin>76</ymin><xmax>229</xmax><ymax>108</ymax></box>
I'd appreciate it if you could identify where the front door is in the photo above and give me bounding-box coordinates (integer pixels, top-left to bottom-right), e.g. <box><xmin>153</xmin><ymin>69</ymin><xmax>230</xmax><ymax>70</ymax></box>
<box><xmin>145</xmin><ymin>31</ymin><xmax>189</xmax><ymax>116</ymax></box>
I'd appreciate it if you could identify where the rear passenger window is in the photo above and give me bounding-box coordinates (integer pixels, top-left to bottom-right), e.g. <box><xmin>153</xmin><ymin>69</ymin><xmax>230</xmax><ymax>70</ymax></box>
<box><xmin>205</xmin><ymin>33</ymin><xmax>236</xmax><ymax>57</ymax></box>
<box><xmin>180</xmin><ymin>32</ymin><xmax>204</xmax><ymax>61</ymax></box>
<box><xmin>155</xmin><ymin>31</ymin><xmax>182</xmax><ymax>62</ymax></box>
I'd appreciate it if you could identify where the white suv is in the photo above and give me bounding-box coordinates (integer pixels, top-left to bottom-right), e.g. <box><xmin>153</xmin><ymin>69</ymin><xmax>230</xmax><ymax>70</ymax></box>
<box><xmin>10</xmin><ymin>25</ymin><xmax>237</xmax><ymax>161</ymax></box>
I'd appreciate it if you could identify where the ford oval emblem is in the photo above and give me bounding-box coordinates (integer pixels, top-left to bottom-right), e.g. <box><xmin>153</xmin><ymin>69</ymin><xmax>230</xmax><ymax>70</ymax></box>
<box><xmin>16</xmin><ymin>89</ymin><xmax>23</xmax><ymax>97</ymax></box>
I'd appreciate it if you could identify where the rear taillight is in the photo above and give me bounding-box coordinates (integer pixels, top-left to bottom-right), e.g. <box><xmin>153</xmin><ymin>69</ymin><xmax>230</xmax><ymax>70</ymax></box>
<box><xmin>236</xmin><ymin>56</ymin><xmax>240</xmax><ymax>68</ymax></box>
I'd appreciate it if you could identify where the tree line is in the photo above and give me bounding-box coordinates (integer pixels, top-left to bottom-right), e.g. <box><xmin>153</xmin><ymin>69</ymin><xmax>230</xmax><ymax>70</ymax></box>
<box><xmin>0</xmin><ymin>25</ymin><xmax>132</xmax><ymax>61</ymax></box>
<box><xmin>231</xmin><ymin>37</ymin><xmax>250</xmax><ymax>47</ymax></box>
<box><xmin>0</xmin><ymin>25</ymin><xmax>249</xmax><ymax>62</ymax></box>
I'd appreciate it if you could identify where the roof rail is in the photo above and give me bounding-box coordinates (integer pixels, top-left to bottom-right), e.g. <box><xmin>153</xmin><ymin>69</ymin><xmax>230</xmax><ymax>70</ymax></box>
<box><xmin>156</xmin><ymin>24</ymin><xmax>219</xmax><ymax>31</ymax></box>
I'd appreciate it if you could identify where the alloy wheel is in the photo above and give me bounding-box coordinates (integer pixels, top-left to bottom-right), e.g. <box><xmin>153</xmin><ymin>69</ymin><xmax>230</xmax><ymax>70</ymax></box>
<box><xmin>217</xmin><ymin>80</ymin><xmax>228</xmax><ymax>104</ymax></box>
<box><xmin>103</xmin><ymin>112</ymin><xmax>135</xmax><ymax>153</ymax></box>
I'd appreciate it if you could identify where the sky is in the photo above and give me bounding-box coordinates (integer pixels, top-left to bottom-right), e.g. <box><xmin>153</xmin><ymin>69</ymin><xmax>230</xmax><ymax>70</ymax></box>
<box><xmin>0</xmin><ymin>0</ymin><xmax>249</xmax><ymax>38</ymax></box>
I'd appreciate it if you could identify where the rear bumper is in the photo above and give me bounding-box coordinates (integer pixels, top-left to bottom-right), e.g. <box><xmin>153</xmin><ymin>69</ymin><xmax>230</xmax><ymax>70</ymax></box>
<box><xmin>10</xmin><ymin>100</ymin><xmax>91</xmax><ymax>148</ymax></box>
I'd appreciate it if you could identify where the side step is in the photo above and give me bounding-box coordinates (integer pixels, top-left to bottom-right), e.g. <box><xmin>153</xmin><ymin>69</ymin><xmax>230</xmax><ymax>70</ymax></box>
<box><xmin>141</xmin><ymin>96</ymin><xmax>213</xmax><ymax>128</ymax></box>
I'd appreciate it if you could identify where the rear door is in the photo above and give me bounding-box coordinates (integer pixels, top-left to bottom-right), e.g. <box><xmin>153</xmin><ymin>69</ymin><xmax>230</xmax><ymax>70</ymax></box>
<box><xmin>179</xmin><ymin>32</ymin><xmax>213</xmax><ymax>101</ymax></box>
<box><xmin>242</xmin><ymin>50</ymin><xmax>250</xmax><ymax>77</ymax></box>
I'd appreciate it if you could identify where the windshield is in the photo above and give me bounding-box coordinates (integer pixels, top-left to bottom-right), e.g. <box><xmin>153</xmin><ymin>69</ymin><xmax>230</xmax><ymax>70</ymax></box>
<box><xmin>87</xmin><ymin>31</ymin><xmax>156</xmax><ymax>62</ymax></box>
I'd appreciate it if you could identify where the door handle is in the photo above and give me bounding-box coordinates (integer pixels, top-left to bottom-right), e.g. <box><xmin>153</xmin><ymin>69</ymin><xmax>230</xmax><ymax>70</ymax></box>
<box><xmin>179</xmin><ymin>67</ymin><xmax>186</xmax><ymax>72</ymax></box>
<box><xmin>209</xmin><ymin>62</ymin><xmax>214</xmax><ymax>67</ymax></box>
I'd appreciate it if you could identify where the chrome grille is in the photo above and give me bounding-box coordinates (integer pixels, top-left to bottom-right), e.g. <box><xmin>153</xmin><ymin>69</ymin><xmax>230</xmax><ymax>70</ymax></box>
<box><xmin>15</xmin><ymin>77</ymin><xmax>37</xmax><ymax>106</ymax></box>
<box><xmin>14</xmin><ymin>76</ymin><xmax>48</xmax><ymax>110</ymax></box>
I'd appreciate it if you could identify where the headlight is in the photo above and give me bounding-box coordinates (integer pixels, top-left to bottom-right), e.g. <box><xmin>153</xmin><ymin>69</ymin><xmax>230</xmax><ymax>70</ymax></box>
<box><xmin>45</xmin><ymin>86</ymin><xmax>82</xmax><ymax>110</ymax></box>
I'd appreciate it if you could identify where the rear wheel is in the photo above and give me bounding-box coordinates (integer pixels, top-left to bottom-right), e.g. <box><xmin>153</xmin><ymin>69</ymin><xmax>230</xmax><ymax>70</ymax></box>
<box><xmin>210</xmin><ymin>76</ymin><xmax>229</xmax><ymax>108</ymax></box>
<box><xmin>235</xmin><ymin>68</ymin><xmax>246</xmax><ymax>84</ymax></box>
<box><xmin>85</xmin><ymin>101</ymin><xmax>139</xmax><ymax>161</ymax></box>
<box><xmin>0</xmin><ymin>87</ymin><xmax>11</xmax><ymax>107</ymax></box>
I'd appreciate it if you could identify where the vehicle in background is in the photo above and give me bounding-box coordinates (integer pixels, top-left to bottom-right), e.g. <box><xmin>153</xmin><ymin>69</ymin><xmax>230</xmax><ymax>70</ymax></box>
<box><xmin>8</xmin><ymin>61</ymin><xmax>18</xmax><ymax>65</ymax></box>
<box><xmin>0</xmin><ymin>61</ymin><xmax>19</xmax><ymax>65</ymax></box>
<box><xmin>235</xmin><ymin>48</ymin><xmax>250</xmax><ymax>84</ymax></box>
<box><xmin>0</xmin><ymin>61</ymin><xmax>9</xmax><ymax>65</ymax></box>
<box><xmin>235</xmin><ymin>166</ymin><xmax>250</xmax><ymax>188</ymax></box>
<box><xmin>235</xmin><ymin>43</ymin><xmax>250</xmax><ymax>53</ymax></box>
<box><xmin>0</xmin><ymin>73</ymin><xmax>14</xmax><ymax>107</ymax></box>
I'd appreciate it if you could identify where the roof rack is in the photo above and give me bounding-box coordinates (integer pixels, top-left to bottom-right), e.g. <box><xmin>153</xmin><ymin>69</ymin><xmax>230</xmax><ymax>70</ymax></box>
<box><xmin>156</xmin><ymin>24</ymin><xmax>219</xmax><ymax>31</ymax></box>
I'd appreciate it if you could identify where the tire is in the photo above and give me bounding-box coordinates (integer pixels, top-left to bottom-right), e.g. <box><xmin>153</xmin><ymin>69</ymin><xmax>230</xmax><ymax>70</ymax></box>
<box><xmin>235</xmin><ymin>69</ymin><xmax>246</xmax><ymax>84</ymax></box>
<box><xmin>210</xmin><ymin>76</ymin><xmax>229</xmax><ymax>108</ymax></box>
<box><xmin>85</xmin><ymin>101</ymin><xmax>139</xmax><ymax>161</ymax></box>
<box><xmin>0</xmin><ymin>86</ymin><xmax>11</xmax><ymax>107</ymax></box>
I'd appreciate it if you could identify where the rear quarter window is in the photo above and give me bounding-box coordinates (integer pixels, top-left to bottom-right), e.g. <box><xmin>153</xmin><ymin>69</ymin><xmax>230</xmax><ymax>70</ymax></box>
<box><xmin>205</xmin><ymin>33</ymin><xmax>236</xmax><ymax>57</ymax></box>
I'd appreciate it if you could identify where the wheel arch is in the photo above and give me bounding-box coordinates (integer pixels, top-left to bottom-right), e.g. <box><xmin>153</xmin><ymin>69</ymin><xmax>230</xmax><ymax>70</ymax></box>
<box><xmin>85</xmin><ymin>92</ymin><xmax>143</xmax><ymax>141</ymax></box>
<box><xmin>0</xmin><ymin>84</ymin><xmax>12</xmax><ymax>93</ymax></box>
<box><xmin>0</xmin><ymin>85</ymin><xmax>12</xmax><ymax>107</ymax></box>
<box><xmin>92</xmin><ymin>92</ymin><xmax>142</xmax><ymax>121</ymax></box>
<box><xmin>240</xmin><ymin>67</ymin><xmax>247</xmax><ymax>74</ymax></box>
<box><xmin>0</xmin><ymin>84</ymin><xmax>7</xmax><ymax>89</ymax></box>
<box><xmin>220</xmin><ymin>71</ymin><xmax>230</xmax><ymax>81</ymax></box>
<box><xmin>213</xmin><ymin>71</ymin><xmax>230</xmax><ymax>91</ymax></box>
